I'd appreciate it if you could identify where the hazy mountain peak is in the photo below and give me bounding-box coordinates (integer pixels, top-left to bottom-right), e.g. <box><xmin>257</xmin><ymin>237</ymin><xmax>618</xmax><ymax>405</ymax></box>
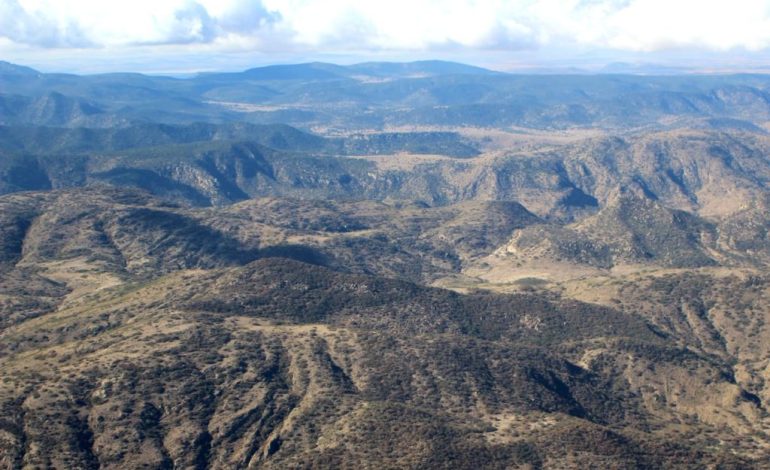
<box><xmin>347</xmin><ymin>60</ymin><xmax>500</xmax><ymax>77</ymax></box>
<box><xmin>0</xmin><ymin>61</ymin><xmax>40</xmax><ymax>77</ymax></box>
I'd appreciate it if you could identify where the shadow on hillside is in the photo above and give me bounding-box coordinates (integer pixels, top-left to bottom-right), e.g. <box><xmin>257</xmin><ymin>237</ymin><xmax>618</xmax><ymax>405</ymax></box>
<box><xmin>256</xmin><ymin>244</ymin><xmax>328</xmax><ymax>267</ymax></box>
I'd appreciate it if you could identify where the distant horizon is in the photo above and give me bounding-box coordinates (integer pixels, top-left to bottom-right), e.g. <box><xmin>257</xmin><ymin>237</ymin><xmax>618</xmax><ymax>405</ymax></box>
<box><xmin>4</xmin><ymin>1</ymin><xmax>770</xmax><ymax>76</ymax></box>
<box><xmin>7</xmin><ymin>56</ymin><xmax>770</xmax><ymax>78</ymax></box>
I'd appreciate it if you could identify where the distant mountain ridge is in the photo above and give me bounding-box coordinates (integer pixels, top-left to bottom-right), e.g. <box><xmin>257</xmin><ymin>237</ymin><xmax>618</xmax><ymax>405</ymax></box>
<box><xmin>3</xmin><ymin>60</ymin><xmax>770</xmax><ymax>130</ymax></box>
<box><xmin>0</xmin><ymin>61</ymin><xmax>40</xmax><ymax>77</ymax></box>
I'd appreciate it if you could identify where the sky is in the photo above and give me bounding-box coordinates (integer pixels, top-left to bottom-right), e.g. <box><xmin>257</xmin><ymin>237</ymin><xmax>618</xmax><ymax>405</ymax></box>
<box><xmin>3</xmin><ymin>0</ymin><xmax>770</xmax><ymax>74</ymax></box>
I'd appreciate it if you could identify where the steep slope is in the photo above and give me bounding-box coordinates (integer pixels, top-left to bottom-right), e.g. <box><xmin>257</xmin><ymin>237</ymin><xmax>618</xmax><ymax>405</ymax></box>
<box><xmin>0</xmin><ymin>188</ymin><xmax>541</xmax><ymax>287</ymax></box>
<box><xmin>0</xmin><ymin>258</ymin><xmax>763</xmax><ymax>468</ymax></box>
<box><xmin>3</xmin><ymin>124</ymin><xmax>770</xmax><ymax>227</ymax></box>
<box><xmin>0</xmin><ymin>186</ymin><xmax>769</xmax><ymax>467</ymax></box>
<box><xmin>494</xmin><ymin>192</ymin><xmax>718</xmax><ymax>269</ymax></box>
<box><xmin>0</xmin><ymin>123</ymin><xmax>327</xmax><ymax>155</ymax></box>
<box><xmin>206</xmin><ymin>197</ymin><xmax>542</xmax><ymax>281</ymax></box>
<box><xmin>560</xmin><ymin>130</ymin><xmax>770</xmax><ymax>217</ymax></box>
<box><xmin>572</xmin><ymin>270</ymin><xmax>770</xmax><ymax>431</ymax></box>
<box><xmin>0</xmin><ymin>92</ymin><xmax>123</xmax><ymax>128</ymax></box>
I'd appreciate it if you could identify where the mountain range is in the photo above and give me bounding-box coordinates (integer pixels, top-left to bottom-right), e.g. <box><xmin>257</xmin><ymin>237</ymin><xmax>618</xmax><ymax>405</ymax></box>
<box><xmin>4</xmin><ymin>60</ymin><xmax>770</xmax><ymax>131</ymax></box>
<box><xmin>2</xmin><ymin>60</ymin><xmax>770</xmax><ymax>468</ymax></box>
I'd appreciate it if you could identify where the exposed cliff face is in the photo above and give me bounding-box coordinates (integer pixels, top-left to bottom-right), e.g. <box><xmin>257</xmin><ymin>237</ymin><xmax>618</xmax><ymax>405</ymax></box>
<box><xmin>4</xmin><ymin>129</ymin><xmax>770</xmax><ymax>225</ymax></box>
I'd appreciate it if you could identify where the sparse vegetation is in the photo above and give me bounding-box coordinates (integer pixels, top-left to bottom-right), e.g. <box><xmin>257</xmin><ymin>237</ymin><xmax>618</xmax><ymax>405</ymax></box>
<box><xmin>2</xmin><ymin>61</ymin><xmax>770</xmax><ymax>468</ymax></box>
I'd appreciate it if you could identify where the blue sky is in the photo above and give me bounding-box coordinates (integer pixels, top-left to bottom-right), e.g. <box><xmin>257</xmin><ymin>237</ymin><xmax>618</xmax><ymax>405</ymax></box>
<box><xmin>3</xmin><ymin>0</ymin><xmax>770</xmax><ymax>74</ymax></box>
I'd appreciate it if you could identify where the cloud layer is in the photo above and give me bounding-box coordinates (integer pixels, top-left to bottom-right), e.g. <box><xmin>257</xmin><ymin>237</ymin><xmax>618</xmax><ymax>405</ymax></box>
<box><xmin>1</xmin><ymin>0</ymin><xmax>281</xmax><ymax>48</ymax></box>
<box><xmin>3</xmin><ymin>0</ymin><xmax>770</xmax><ymax>71</ymax></box>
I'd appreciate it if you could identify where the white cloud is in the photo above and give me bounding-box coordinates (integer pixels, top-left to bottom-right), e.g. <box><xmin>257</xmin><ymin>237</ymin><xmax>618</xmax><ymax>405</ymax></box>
<box><xmin>603</xmin><ymin>0</ymin><xmax>770</xmax><ymax>51</ymax></box>
<box><xmin>1</xmin><ymin>0</ymin><xmax>281</xmax><ymax>47</ymax></box>
<box><xmin>0</xmin><ymin>0</ymin><xmax>93</xmax><ymax>47</ymax></box>
<box><xmin>3</xmin><ymin>0</ymin><xmax>770</xmax><ymax>65</ymax></box>
<box><xmin>250</xmin><ymin>0</ymin><xmax>770</xmax><ymax>52</ymax></box>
